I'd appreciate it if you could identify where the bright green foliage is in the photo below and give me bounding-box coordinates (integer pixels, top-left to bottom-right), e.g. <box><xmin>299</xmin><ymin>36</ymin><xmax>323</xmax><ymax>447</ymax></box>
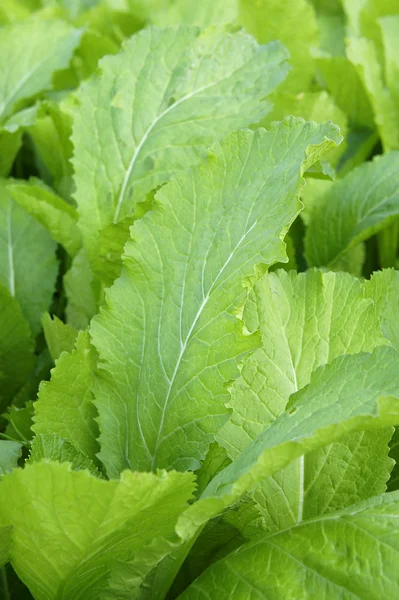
<box><xmin>305</xmin><ymin>152</ymin><xmax>399</xmax><ymax>268</ymax></box>
<box><xmin>33</xmin><ymin>331</ymin><xmax>99</xmax><ymax>461</ymax></box>
<box><xmin>180</xmin><ymin>345</ymin><xmax>399</xmax><ymax>540</ymax></box>
<box><xmin>180</xmin><ymin>492</ymin><xmax>399</xmax><ymax>599</ymax></box>
<box><xmin>72</xmin><ymin>26</ymin><xmax>289</xmax><ymax>270</ymax></box>
<box><xmin>219</xmin><ymin>269</ymin><xmax>387</xmax><ymax>455</ymax></box>
<box><xmin>217</xmin><ymin>270</ymin><xmax>392</xmax><ymax>532</ymax></box>
<box><xmin>0</xmin><ymin>182</ymin><xmax>58</xmax><ymax>335</ymax></box>
<box><xmin>2</xmin><ymin>3</ymin><xmax>399</xmax><ymax>599</ymax></box>
<box><xmin>91</xmin><ymin>120</ymin><xmax>340</xmax><ymax>477</ymax></box>
<box><xmin>0</xmin><ymin>462</ymin><xmax>195</xmax><ymax>600</ymax></box>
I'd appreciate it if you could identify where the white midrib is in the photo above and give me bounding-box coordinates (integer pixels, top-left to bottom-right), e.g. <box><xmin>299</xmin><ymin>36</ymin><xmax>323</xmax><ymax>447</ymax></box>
<box><xmin>150</xmin><ymin>220</ymin><xmax>258</xmax><ymax>469</ymax></box>
<box><xmin>7</xmin><ymin>202</ymin><xmax>15</xmax><ymax>297</ymax></box>
<box><xmin>112</xmin><ymin>79</ymin><xmax>228</xmax><ymax>224</ymax></box>
<box><xmin>283</xmin><ymin>337</ymin><xmax>304</xmax><ymax>523</ymax></box>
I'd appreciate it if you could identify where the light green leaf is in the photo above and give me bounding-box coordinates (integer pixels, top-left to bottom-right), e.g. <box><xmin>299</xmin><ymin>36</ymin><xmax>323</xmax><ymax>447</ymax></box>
<box><xmin>218</xmin><ymin>269</ymin><xmax>387</xmax><ymax>456</ymax></box>
<box><xmin>90</xmin><ymin>120</ymin><xmax>341</xmax><ymax>477</ymax></box>
<box><xmin>0</xmin><ymin>462</ymin><xmax>195</xmax><ymax>600</ymax></box>
<box><xmin>72</xmin><ymin>26</ymin><xmax>290</xmax><ymax>266</ymax></box>
<box><xmin>7</xmin><ymin>179</ymin><xmax>82</xmax><ymax>256</ymax></box>
<box><xmin>64</xmin><ymin>247</ymin><xmax>97</xmax><ymax>330</ymax></box>
<box><xmin>239</xmin><ymin>0</ymin><xmax>319</xmax><ymax>94</ymax></box>
<box><xmin>0</xmin><ymin>283</ymin><xmax>35</xmax><ymax>413</ymax></box>
<box><xmin>0</xmin><ymin>18</ymin><xmax>81</xmax><ymax>123</ymax></box>
<box><xmin>305</xmin><ymin>152</ymin><xmax>399</xmax><ymax>269</ymax></box>
<box><xmin>0</xmin><ymin>182</ymin><xmax>58</xmax><ymax>335</ymax></box>
<box><xmin>33</xmin><ymin>331</ymin><xmax>99</xmax><ymax>461</ymax></box>
<box><xmin>0</xmin><ymin>441</ymin><xmax>22</xmax><ymax>476</ymax></box>
<box><xmin>218</xmin><ymin>270</ymin><xmax>391</xmax><ymax>532</ymax></box>
<box><xmin>41</xmin><ymin>312</ymin><xmax>78</xmax><ymax>361</ymax></box>
<box><xmin>178</xmin><ymin>345</ymin><xmax>399</xmax><ymax>541</ymax></box>
<box><xmin>29</xmin><ymin>434</ymin><xmax>99</xmax><ymax>475</ymax></box>
<box><xmin>179</xmin><ymin>492</ymin><xmax>399</xmax><ymax>600</ymax></box>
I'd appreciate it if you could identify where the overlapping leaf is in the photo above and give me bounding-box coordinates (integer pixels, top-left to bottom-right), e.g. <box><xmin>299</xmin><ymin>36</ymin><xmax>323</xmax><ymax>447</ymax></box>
<box><xmin>91</xmin><ymin>119</ymin><xmax>341</xmax><ymax>477</ymax></box>
<box><xmin>72</xmin><ymin>26</ymin><xmax>290</xmax><ymax>269</ymax></box>
<box><xmin>180</xmin><ymin>492</ymin><xmax>399</xmax><ymax>599</ymax></box>
<box><xmin>0</xmin><ymin>462</ymin><xmax>195</xmax><ymax>600</ymax></box>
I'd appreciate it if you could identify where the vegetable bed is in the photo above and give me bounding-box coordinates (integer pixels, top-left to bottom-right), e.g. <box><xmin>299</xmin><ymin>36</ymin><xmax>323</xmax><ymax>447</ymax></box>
<box><xmin>1</xmin><ymin>0</ymin><xmax>399</xmax><ymax>598</ymax></box>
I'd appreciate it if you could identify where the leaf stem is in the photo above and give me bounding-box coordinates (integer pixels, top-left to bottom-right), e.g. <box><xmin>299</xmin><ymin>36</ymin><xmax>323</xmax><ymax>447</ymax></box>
<box><xmin>1</xmin><ymin>567</ymin><xmax>10</xmax><ymax>600</ymax></box>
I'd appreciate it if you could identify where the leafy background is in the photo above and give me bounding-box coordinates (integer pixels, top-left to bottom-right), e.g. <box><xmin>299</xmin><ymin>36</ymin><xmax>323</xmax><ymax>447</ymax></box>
<box><xmin>1</xmin><ymin>0</ymin><xmax>399</xmax><ymax>598</ymax></box>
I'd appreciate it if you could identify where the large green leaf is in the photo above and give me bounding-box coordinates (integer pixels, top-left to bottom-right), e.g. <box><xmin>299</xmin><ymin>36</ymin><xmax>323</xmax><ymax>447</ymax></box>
<box><xmin>218</xmin><ymin>270</ymin><xmax>392</xmax><ymax>533</ymax></box>
<box><xmin>219</xmin><ymin>270</ymin><xmax>387</xmax><ymax>455</ymax></box>
<box><xmin>33</xmin><ymin>331</ymin><xmax>99</xmax><ymax>461</ymax></box>
<box><xmin>178</xmin><ymin>346</ymin><xmax>399</xmax><ymax>542</ymax></box>
<box><xmin>90</xmin><ymin>119</ymin><xmax>341</xmax><ymax>477</ymax></box>
<box><xmin>0</xmin><ymin>182</ymin><xmax>58</xmax><ymax>335</ymax></box>
<box><xmin>0</xmin><ymin>283</ymin><xmax>35</xmax><ymax>413</ymax></box>
<box><xmin>0</xmin><ymin>18</ymin><xmax>81</xmax><ymax>123</ymax></box>
<box><xmin>305</xmin><ymin>152</ymin><xmax>399</xmax><ymax>269</ymax></box>
<box><xmin>72</xmin><ymin>26</ymin><xmax>290</xmax><ymax>267</ymax></box>
<box><xmin>0</xmin><ymin>462</ymin><xmax>194</xmax><ymax>600</ymax></box>
<box><xmin>179</xmin><ymin>491</ymin><xmax>399</xmax><ymax>599</ymax></box>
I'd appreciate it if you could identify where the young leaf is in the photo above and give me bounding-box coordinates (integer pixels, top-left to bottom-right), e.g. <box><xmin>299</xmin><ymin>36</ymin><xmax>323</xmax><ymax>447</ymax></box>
<box><xmin>29</xmin><ymin>434</ymin><xmax>99</xmax><ymax>475</ymax></box>
<box><xmin>72</xmin><ymin>26</ymin><xmax>290</xmax><ymax>264</ymax></box>
<box><xmin>0</xmin><ymin>18</ymin><xmax>81</xmax><ymax>123</ymax></box>
<box><xmin>0</xmin><ymin>462</ymin><xmax>195</xmax><ymax>600</ymax></box>
<box><xmin>0</xmin><ymin>182</ymin><xmax>58</xmax><ymax>336</ymax></box>
<box><xmin>305</xmin><ymin>152</ymin><xmax>399</xmax><ymax>269</ymax></box>
<box><xmin>0</xmin><ymin>283</ymin><xmax>34</xmax><ymax>413</ymax></box>
<box><xmin>41</xmin><ymin>312</ymin><xmax>78</xmax><ymax>362</ymax></box>
<box><xmin>179</xmin><ymin>492</ymin><xmax>399</xmax><ymax>599</ymax></box>
<box><xmin>33</xmin><ymin>331</ymin><xmax>99</xmax><ymax>461</ymax></box>
<box><xmin>90</xmin><ymin>119</ymin><xmax>341</xmax><ymax>477</ymax></box>
<box><xmin>7</xmin><ymin>179</ymin><xmax>82</xmax><ymax>257</ymax></box>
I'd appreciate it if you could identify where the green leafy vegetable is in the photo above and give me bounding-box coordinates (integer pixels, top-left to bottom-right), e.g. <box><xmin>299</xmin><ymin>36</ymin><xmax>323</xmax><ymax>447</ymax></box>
<box><xmin>1</xmin><ymin>4</ymin><xmax>399</xmax><ymax>599</ymax></box>
<box><xmin>91</xmin><ymin>119</ymin><xmax>340</xmax><ymax>477</ymax></box>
